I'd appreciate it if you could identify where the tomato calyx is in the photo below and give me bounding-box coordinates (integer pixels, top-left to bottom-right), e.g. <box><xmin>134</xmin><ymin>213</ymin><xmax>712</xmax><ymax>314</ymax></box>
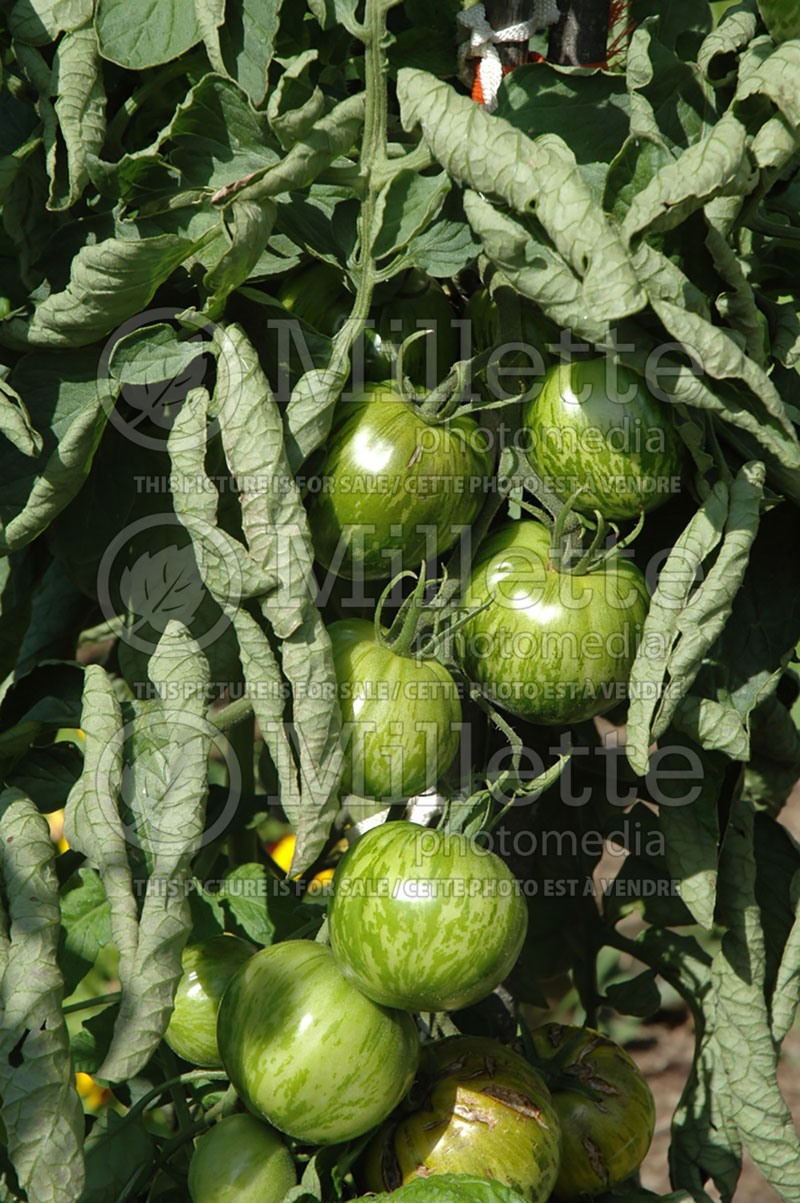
<box><xmin>522</xmin><ymin>486</ymin><xmax>646</xmax><ymax>579</ymax></box>
<box><xmin>374</xmin><ymin>563</ymin><xmax>492</xmax><ymax>665</ymax></box>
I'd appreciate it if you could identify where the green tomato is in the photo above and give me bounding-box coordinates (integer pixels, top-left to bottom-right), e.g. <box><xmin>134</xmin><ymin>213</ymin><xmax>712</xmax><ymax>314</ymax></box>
<box><xmin>523</xmin><ymin>358</ymin><xmax>685</xmax><ymax>521</ymax></box>
<box><xmin>329</xmin><ymin>620</ymin><xmax>462</xmax><ymax>800</ymax></box>
<box><xmin>531</xmin><ymin>1023</ymin><xmax>656</xmax><ymax>1199</ymax></box>
<box><xmin>165</xmin><ymin>935</ymin><xmax>256</xmax><ymax>1068</ymax></box>
<box><xmin>309</xmin><ymin>383</ymin><xmax>492</xmax><ymax>580</ymax></box>
<box><xmin>358</xmin><ymin>1176</ymin><xmax>531</xmax><ymax>1203</ymax></box>
<box><xmin>278</xmin><ymin>265</ymin><xmax>460</xmax><ymax>385</ymax></box>
<box><xmin>328</xmin><ymin>821</ymin><xmax>527</xmax><ymax>1012</ymax></box>
<box><xmin>188</xmin><ymin>1114</ymin><xmax>295</xmax><ymax>1203</ymax></box>
<box><xmin>216</xmin><ymin>940</ymin><xmax>419</xmax><ymax>1145</ymax></box>
<box><xmin>458</xmin><ymin>520</ymin><xmax>650</xmax><ymax>725</ymax></box>
<box><xmin>362</xmin><ymin>1036</ymin><xmax>561</xmax><ymax>1201</ymax></box>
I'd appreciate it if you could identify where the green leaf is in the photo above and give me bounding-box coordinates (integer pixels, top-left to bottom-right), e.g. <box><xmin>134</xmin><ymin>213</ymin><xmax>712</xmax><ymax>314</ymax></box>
<box><xmin>398</xmin><ymin>69</ymin><xmax>645</xmax><ymax>324</ymax></box>
<box><xmin>166</xmin><ymin>75</ymin><xmax>278</xmax><ymax>192</ymax></box>
<box><xmin>621</xmin><ymin>112</ymin><xmax>751</xmax><ymax>242</ymax></box>
<box><xmin>70</xmin><ymin>1004</ymin><xmax>118</xmax><ymax>1075</ymax></box>
<box><xmin>212</xmin><ymin>325</ymin><xmax>343</xmax><ymax>869</ymax></box>
<box><xmin>0</xmin><ymin>377</ymin><xmax>41</xmax><ymax>458</ymax></box>
<box><xmin>757</xmin><ymin>1</ymin><xmax>800</xmax><ymax>46</ymax></box>
<box><xmin>735</xmin><ymin>38</ymin><xmax>800</xmax><ymax>129</ymax></box>
<box><xmin>217</xmin><ymin>862</ymin><xmax>317</xmax><ymax>945</ymax></box>
<box><xmin>267</xmin><ymin>50</ymin><xmax>325</xmax><ymax>151</ymax></box>
<box><xmin>496</xmin><ymin>62</ymin><xmax>631</xmax><ymax>177</ymax></box>
<box><xmin>59</xmin><ymin>866</ymin><xmax>112</xmax><ymax>995</ymax></box>
<box><xmin>463</xmin><ymin>190</ymin><xmax>609</xmax><ymax>344</ymax></box>
<box><xmin>1</xmin><ymin>351</ymin><xmax>107</xmax><ymax>555</ymax></box>
<box><xmin>203</xmin><ymin>199</ymin><xmax>277</xmax><ymax>308</ymax></box>
<box><xmin>95</xmin><ymin>0</ymin><xmax>201</xmax><ymax>69</ymax></box>
<box><xmin>46</xmin><ymin>27</ymin><xmax>106</xmax><ymax>210</ymax></box>
<box><xmin>713</xmin><ymin>796</ymin><xmax>800</xmax><ymax>1196</ymax></box>
<box><xmin>25</xmin><ymin>233</ymin><xmax>195</xmax><ymax>347</ymax></box>
<box><xmin>219</xmin><ymin>0</ymin><xmax>283</xmax><ymax>108</ymax></box>
<box><xmin>6</xmin><ymin>741</ymin><xmax>83</xmax><ymax>815</ymax></box>
<box><xmin>361</xmin><ymin>1173</ymin><xmax>531</xmax><ymax>1201</ymax></box>
<box><xmin>373</xmin><ymin>170</ymin><xmax>451</xmax><ymax>261</ymax></box>
<box><xmin>605</xmin><ymin>969</ymin><xmax>662</xmax><ymax>1018</ymax></box>
<box><xmin>215</xmin><ymin>93</ymin><xmax>365</xmax><ymax>205</ymax></box>
<box><xmin>80</xmin><ymin>1110</ymin><xmax>154</xmax><ymax>1203</ymax></box>
<box><xmin>8</xmin><ymin>0</ymin><xmax>93</xmax><ymax>44</ymax></box>
<box><xmin>627</xmin><ymin>463</ymin><xmax>765</xmax><ymax>775</ymax></box>
<box><xmin>671</xmin><ymin>695</ymin><xmax>749</xmax><ymax>761</ymax></box>
<box><xmin>0</xmin><ymin>792</ymin><xmax>85</xmax><ymax>1202</ymax></box>
<box><xmin>97</xmin><ymin>623</ymin><xmax>211</xmax><ymax>1082</ymax></box>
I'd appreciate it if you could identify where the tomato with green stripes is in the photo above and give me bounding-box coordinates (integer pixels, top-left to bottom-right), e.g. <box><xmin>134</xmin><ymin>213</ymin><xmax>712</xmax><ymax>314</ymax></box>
<box><xmin>216</xmin><ymin>941</ymin><xmax>419</xmax><ymax>1145</ymax></box>
<box><xmin>531</xmin><ymin>1023</ymin><xmax>655</xmax><ymax>1199</ymax></box>
<box><xmin>165</xmin><ymin>934</ymin><xmax>255</xmax><ymax>1068</ymax></box>
<box><xmin>328</xmin><ymin>821</ymin><xmax>527</xmax><ymax>1012</ymax></box>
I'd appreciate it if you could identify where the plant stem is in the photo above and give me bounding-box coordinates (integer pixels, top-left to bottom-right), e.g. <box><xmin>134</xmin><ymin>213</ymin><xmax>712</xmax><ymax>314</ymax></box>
<box><xmin>548</xmin><ymin>0</ymin><xmax>610</xmax><ymax>65</ymax></box>
<box><xmin>62</xmin><ymin>991</ymin><xmax>121</xmax><ymax>1015</ymax></box>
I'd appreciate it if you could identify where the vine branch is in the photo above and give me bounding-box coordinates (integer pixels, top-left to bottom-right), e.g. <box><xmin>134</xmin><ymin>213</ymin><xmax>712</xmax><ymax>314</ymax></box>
<box><xmin>548</xmin><ymin>0</ymin><xmax>610</xmax><ymax>65</ymax></box>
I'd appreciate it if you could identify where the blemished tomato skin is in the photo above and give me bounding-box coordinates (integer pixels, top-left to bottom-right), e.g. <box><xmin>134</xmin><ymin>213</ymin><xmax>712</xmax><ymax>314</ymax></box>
<box><xmin>523</xmin><ymin>358</ymin><xmax>685</xmax><ymax>521</ymax></box>
<box><xmin>308</xmin><ymin>384</ymin><xmax>493</xmax><ymax>580</ymax></box>
<box><xmin>187</xmin><ymin>1114</ymin><xmax>296</xmax><ymax>1203</ymax></box>
<box><xmin>458</xmin><ymin>520</ymin><xmax>650</xmax><ymax>725</ymax></box>
<box><xmin>216</xmin><ymin>941</ymin><xmax>419</xmax><ymax>1145</ymax></box>
<box><xmin>362</xmin><ymin>1036</ymin><xmax>561</xmax><ymax>1201</ymax></box>
<box><xmin>531</xmin><ymin>1024</ymin><xmax>656</xmax><ymax>1199</ymax></box>
<box><xmin>164</xmin><ymin>935</ymin><xmax>256</xmax><ymax>1068</ymax></box>
<box><xmin>328</xmin><ymin>822</ymin><xmax>528</xmax><ymax>1012</ymax></box>
<box><xmin>329</xmin><ymin>619</ymin><xmax>462</xmax><ymax>800</ymax></box>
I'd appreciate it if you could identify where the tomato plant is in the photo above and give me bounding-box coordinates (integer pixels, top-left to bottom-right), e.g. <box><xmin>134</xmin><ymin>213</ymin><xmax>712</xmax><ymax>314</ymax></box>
<box><xmin>458</xmin><ymin>519</ymin><xmax>650</xmax><ymax>725</ymax></box>
<box><xmin>530</xmin><ymin>1023</ymin><xmax>656</xmax><ymax>1199</ymax></box>
<box><xmin>308</xmin><ymin>383</ymin><xmax>492</xmax><ymax>580</ymax></box>
<box><xmin>329</xmin><ymin>619</ymin><xmax>462</xmax><ymax>800</ymax></box>
<box><xmin>361</xmin><ymin>1036</ymin><xmax>561</xmax><ymax>1200</ymax></box>
<box><xmin>328</xmin><ymin>822</ymin><xmax>527</xmax><ymax>1011</ymax></box>
<box><xmin>523</xmin><ymin>358</ymin><xmax>686</xmax><ymax>521</ymax></box>
<box><xmin>216</xmin><ymin>940</ymin><xmax>419</xmax><ymax>1145</ymax></box>
<box><xmin>187</xmin><ymin>1113</ymin><xmax>296</xmax><ymax>1203</ymax></box>
<box><xmin>164</xmin><ymin>935</ymin><xmax>256</xmax><ymax>1068</ymax></box>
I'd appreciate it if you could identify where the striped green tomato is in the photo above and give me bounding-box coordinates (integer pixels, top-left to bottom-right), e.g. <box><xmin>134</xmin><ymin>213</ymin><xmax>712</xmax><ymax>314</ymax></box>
<box><xmin>328</xmin><ymin>822</ymin><xmax>527</xmax><ymax>1012</ymax></box>
<box><xmin>531</xmin><ymin>1023</ymin><xmax>655</xmax><ymax>1199</ymax></box>
<box><xmin>216</xmin><ymin>941</ymin><xmax>419</xmax><ymax>1145</ymax></box>
<box><xmin>188</xmin><ymin>1114</ymin><xmax>295</xmax><ymax>1203</ymax></box>
<box><xmin>165</xmin><ymin>935</ymin><xmax>256</xmax><ymax>1068</ymax></box>
<box><xmin>308</xmin><ymin>383</ymin><xmax>492</xmax><ymax>580</ymax></box>
<box><xmin>330</xmin><ymin>619</ymin><xmax>462</xmax><ymax>800</ymax></box>
<box><xmin>523</xmin><ymin>358</ymin><xmax>684</xmax><ymax>521</ymax></box>
<box><xmin>362</xmin><ymin>1036</ymin><xmax>561</xmax><ymax>1201</ymax></box>
<box><xmin>458</xmin><ymin>520</ymin><xmax>650</xmax><ymax>726</ymax></box>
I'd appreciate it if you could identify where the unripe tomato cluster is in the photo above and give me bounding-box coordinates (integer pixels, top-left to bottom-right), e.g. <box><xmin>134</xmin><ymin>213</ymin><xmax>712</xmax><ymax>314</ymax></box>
<box><xmin>179</xmin><ymin>277</ymin><xmax>672</xmax><ymax>1200</ymax></box>
<box><xmin>174</xmin><ymin>821</ymin><xmax>655</xmax><ymax>1202</ymax></box>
